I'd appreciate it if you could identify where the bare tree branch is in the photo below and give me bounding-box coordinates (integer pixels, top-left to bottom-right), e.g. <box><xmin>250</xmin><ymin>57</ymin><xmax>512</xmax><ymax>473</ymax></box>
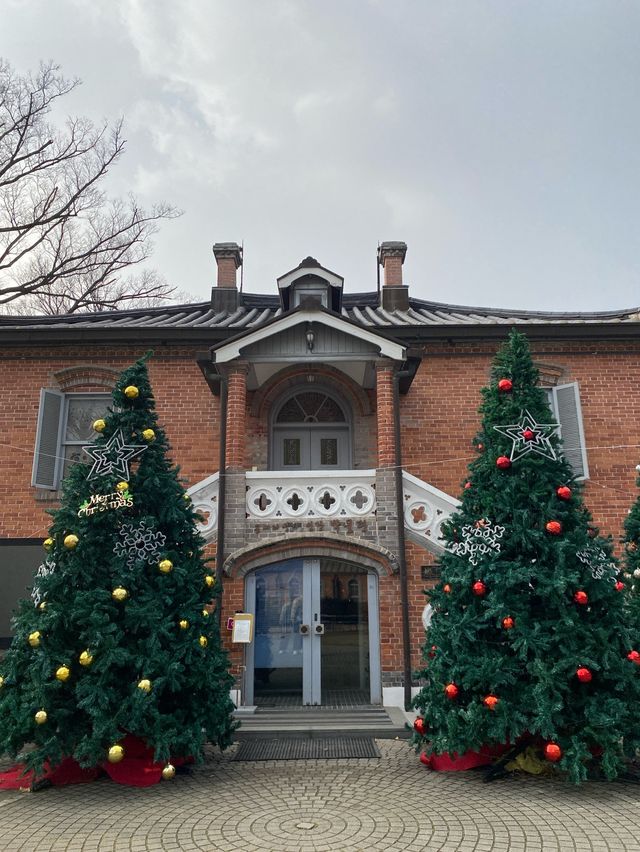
<box><xmin>0</xmin><ymin>59</ymin><xmax>181</xmax><ymax>314</ymax></box>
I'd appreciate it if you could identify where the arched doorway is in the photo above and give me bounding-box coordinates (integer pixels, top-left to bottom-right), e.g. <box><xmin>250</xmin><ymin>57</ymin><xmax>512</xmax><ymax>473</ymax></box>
<box><xmin>271</xmin><ymin>387</ymin><xmax>352</xmax><ymax>470</ymax></box>
<box><xmin>243</xmin><ymin>557</ymin><xmax>381</xmax><ymax>706</ymax></box>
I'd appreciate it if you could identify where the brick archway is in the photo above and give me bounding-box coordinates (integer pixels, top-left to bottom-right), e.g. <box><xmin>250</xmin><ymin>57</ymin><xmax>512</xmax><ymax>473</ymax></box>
<box><xmin>223</xmin><ymin>532</ymin><xmax>397</xmax><ymax>578</ymax></box>
<box><xmin>250</xmin><ymin>364</ymin><xmax>372</xmax><ymax>419</ymax></box>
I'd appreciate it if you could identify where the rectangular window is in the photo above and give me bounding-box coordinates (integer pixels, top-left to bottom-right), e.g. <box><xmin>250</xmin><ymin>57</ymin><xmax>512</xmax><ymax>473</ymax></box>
<box><xmin>283</xmin><ymin>438</ymin><xmax>301</xmax><ymax>466</ymax></box>
<box><xmin>32</xmin><ymin>391</ymin><xmax>110</xmax><ymax>490</ymax></box>
<box><xmin>320</xmin><ymin>438</ymin><xmax>338</xmax><ymax>466</ymax></box>
<box><xmin>61</xmin><ymin>395</ymin><xmax>110</xmax><ymax>480</ymax></box>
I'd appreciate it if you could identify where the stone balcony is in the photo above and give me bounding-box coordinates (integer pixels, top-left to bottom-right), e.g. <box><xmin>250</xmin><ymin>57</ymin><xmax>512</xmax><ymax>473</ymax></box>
<box><xmin>187</xmin><ymin>468</ymin><xmax>460</xmax><ymax>555</ymax></box>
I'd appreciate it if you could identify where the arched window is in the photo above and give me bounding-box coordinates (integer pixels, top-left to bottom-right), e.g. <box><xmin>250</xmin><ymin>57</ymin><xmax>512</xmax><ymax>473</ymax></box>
<box><xmin>271</xmin><ymin>387</ymin><xmax>352</xmax><ymax>470</ymax></box>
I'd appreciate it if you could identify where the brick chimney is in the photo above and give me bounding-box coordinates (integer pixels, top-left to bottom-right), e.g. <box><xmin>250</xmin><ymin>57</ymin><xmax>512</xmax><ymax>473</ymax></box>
<box><xmin>211</xmin><ymin>242</ymin><xmax>242</xmax><ymax>311</ymax></box>
<box><xmin>378</xmin><ymin>241</ymin><xmax>409</xmax><ymax>311</ymax></box>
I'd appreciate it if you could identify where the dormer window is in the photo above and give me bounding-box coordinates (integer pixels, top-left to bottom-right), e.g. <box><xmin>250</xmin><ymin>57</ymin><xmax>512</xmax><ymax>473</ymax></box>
<box><xmin>277</xmin><ymin>256</ymin><xmax>344</xmax><ymax>313</ymax></box>
<box><xmin>291</xmin><ymin>279</ymin><xmax>329</xmax><ymax>309</ymax></box>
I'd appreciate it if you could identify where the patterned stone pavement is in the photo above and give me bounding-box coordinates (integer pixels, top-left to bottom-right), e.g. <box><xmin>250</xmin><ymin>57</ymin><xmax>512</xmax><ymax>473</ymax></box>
<box><xmin>1</xmin><ymin>740</ymin><xmax>640</xmax><ymax>851</ymax></box>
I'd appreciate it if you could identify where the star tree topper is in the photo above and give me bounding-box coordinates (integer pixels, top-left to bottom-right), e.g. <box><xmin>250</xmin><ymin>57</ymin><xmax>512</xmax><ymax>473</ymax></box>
<box><xmin>83</xmin><ymin>429</ymin><xmax>147</xmax><ymax>480</ymax></box>
<box><xmin>493</xmin><ymin>409</ymin><xmax>560</xmax><ymax>461</ymax></box>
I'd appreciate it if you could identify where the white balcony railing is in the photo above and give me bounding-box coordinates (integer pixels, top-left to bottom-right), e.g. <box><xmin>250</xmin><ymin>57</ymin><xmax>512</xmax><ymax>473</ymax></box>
<box><xmin>402</xmin><ymin>470</ymin><xmax>460</xmax><ymax>552</ymax></box>
<box><xmin>246</xmin><ymin>469</ymin><xmax>377</xmax><ymax>521</ymax></box>
<box><xmin>187</xmin><ymin>471</ymin><xmax>219</xmax><ymax>539</ymax></box>
<box><xmin>188</xmin><ymin>468</ymin><xmax>460</xmax><ymax>554</ymax></box>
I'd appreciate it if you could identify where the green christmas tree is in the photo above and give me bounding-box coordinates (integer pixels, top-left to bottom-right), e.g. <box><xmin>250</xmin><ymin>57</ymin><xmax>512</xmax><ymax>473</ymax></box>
<box><xmin>412</xmin><ymin>330</ymin><xmax>640</xmax><ymax>783</ymax></box>
<box><xmin>622</xmin><ymin>467</ymin><xmax>640</xmax><ymax>637</ymax></box>
<box><xmin>0</xmin><ymin>354</ymin><xmax>236</xmax><ymax>779</ymax></box>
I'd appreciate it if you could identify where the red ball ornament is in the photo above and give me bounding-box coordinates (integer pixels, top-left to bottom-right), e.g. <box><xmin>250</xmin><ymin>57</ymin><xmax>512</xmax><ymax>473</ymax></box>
<box><xmin>556</xmin><ymin>486</ymin><xmax>572</xmax><ymax>501</ymax></box>
<box><xmin>476</xmin><ymin>442</ymin><xmax>484</xmax><ymax>451</ymax></box>
<box><xmin>472</xmin><ymin>580</ymin><xmax>487</xmax><ymax>597</ymax></box>
<box><xmin>545</xmin><ymin>521</ymin><xmax>562</xmax><ymax>535</ymax></box>
<box><xmin>544</xmin><ymin>742</ymin><xmax>562</xmax><ymax>762</ymax></box>
<box><xmin>443</xmin><ymin>584</ymin><xmax>452</xmax><ymax>594</ymax></box>
<box><xmin>496</xmin><ymin>456</ymin><xmax>512</xmax><ymax>470</ymax></box>
<box><xmin>419</xmin><ymin>752</ymin><xmax>432</xmax><ymax>767</ymax></box>
<box><xmin>498</xmin><ymin>378</ymin><xmax>513</xmax><ymax>392</ymax></box>
<box><xmin>428</xmin><ymin>645</ymin><xmax>437</xmax><ymax>658</ymax></box>
<box><xmin>522</xmin><ymin>428</ymin><xmax>535</xmax><ymax>441</ymax></box>
<box><xmin>464</xmin><ymin>481</ymin><xmax>472</xmax><ymax>490</ymax></box>
<box><xmin>502</xmin><ymin>616</ymin><xmax>515</xmax><ymax>630</ymax></box>
<box><xmin>574</xmin><ymin>590</ymin><xmax>588</xmax><ymax>605</ymax></box>
<box><xmin>615</xmin><ymin>581</ymin><xmax>625</xmax><ymax>592</ymax></box>
<box><xmin>413</xmin><ymin>717</ymin><xmax>427</xmax><ymax>736</ymax></box>
<box><xmin>483</xmin><ymin>694</ymin><xmax>499</xmax><ymax>710</ymax></box>
<box><xmin>576</xmin><ymin>667</ymin><xmax>592</xmax><ymax>683</ymax></box>
<box><xmin>627</xmin><ymin>650</ymin><xmax>640</xmax><ymax>665</ymax></box>
<box><xmin>444</xmin><ymin>683</ymin><xmax>459</xmax><ymax>700</ymax></box>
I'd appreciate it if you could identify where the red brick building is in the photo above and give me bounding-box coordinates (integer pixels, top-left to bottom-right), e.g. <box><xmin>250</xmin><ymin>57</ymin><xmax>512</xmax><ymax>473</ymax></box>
<box><xmin>1</xmin><ymin>241</ymin><xmax>639</xmax><ymax>709</ymax></box>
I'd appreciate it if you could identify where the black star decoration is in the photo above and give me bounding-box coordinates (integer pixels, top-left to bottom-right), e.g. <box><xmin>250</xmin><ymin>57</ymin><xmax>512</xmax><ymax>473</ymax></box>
<box><xmin>493</xmin><ymin>409</ymin><xmax>560</xmax><ymax>461</ymax></box>
<box><xmin>83</xmin><ymin>429</ymin><xmax>147</xmax><ymax>480</ymax></box>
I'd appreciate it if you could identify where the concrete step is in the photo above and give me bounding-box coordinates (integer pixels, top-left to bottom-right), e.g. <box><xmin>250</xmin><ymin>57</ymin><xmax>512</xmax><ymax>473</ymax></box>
<box><xmin>233</xmin><ymin>705</ymin><xmax>411</xmax><ymax>740</ymax></box>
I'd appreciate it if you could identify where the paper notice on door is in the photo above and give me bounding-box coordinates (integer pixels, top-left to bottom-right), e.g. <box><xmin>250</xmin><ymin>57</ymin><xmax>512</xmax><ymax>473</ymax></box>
<box><xmin>232</xmin><ymin>613</ymin><xmax>254</xmax><ymax>643</ymax></box>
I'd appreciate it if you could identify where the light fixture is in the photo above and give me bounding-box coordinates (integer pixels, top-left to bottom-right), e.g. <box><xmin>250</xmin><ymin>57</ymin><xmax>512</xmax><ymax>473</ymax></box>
<box><xmin>305</xmin><ymin>323</ymin><xmax>315</xmax><ymax>352</ymax></box>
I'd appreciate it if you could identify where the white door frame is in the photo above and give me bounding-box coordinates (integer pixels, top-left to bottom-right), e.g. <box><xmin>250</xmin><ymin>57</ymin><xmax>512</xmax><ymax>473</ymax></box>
<box><xmin>243</xmin><ymin>558</ymin><xmax>381</xmax><ymax>706</ymax></box>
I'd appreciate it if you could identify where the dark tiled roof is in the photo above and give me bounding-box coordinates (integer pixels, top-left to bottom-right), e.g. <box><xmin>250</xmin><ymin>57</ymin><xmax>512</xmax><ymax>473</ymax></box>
<box><xmin>0</xmin><ymin>292</ymin><xmax>638</xmax><ymax>333</ymax></box>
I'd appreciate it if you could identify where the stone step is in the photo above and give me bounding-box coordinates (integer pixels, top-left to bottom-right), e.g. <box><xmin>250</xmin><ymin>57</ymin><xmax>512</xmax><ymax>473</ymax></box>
<box><xmin>233</xmin><ymin>705</ymin><xmax>411</xmax><ymax>740</ymax></box>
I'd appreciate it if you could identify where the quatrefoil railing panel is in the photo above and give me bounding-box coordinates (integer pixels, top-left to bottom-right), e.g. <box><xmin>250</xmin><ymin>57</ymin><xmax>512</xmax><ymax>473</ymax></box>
<box><xmin>402</xmin><ymin>470</ymin><xmax>461</xmax><ymax>553</ymax></box>
<box><xmin>246</xmin><ymin>470</ymin><xmax>377</xmax><ymax>520</ymax></box>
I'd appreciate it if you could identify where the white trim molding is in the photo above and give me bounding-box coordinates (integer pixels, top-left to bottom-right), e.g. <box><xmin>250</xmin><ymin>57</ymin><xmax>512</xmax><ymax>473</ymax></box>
<box><xmin>212</xmin><ymin>310</ymin><xmax>406</xmax><ymax>363</ymax></box>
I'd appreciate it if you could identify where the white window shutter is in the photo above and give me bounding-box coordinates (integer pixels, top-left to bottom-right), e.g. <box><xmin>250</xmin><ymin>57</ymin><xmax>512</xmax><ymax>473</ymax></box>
<box><xmin>31</xmin><ymin>389</ymin><xmax>65</xmax><ymax>489</ymax></box>
<box><xmin>552</xmin><ymin>382</ymin><xmax>589</xmax><ymax>480</ymax></box>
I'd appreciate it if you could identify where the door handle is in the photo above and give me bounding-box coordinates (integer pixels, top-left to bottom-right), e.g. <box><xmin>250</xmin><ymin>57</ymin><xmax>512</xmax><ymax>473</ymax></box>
<box><xmin>314</xmin><ymin>623</ymin><xmax>325</xmax><ymax>635</ymax></box>
<box><xmin>299</xmin><ymin>624</ymin><xmax>310</xmax><ymax>635</ymax></box>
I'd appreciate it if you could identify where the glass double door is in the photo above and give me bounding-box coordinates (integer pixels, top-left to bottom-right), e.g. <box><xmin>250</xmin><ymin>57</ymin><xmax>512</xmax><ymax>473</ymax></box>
<box><xmin>245</xmin><ymin>558</ymin><xmax>379</xmax><ymax>706</ymax></box>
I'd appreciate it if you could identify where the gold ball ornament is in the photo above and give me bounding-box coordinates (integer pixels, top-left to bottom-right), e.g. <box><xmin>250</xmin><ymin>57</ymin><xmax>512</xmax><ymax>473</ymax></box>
<box><xmin>162</xmin><ymin>763</ymin><xmax>176</xmax><ymax>780</ymax></box>
<box><xmin>38</xmin><ymin>601</ymin><xmax>46</xmax><ymax>611</ymax></box>
<box><xmin>142</xmin><ymin>428</ymin><xmax>155</xmax><ymax>442</ymax></box>
<box><xmin>199</xmin><ymin>635</ymin><xmax>208</xmax><ymax>648</ymax></box>
<box><xmin>159</xmin><ymin>559</ymin><xmax>173</xmax><ymax>574</ymax></box>
<box><xmin>137</xmin><ymin>678</ymin><xmax>152</xmax><ymax>693</ymax></box>
<box><xmin>28</xmin><ymin>630</ymin><xmax>41</xmax><ymax>648</ymax></box>
<box><xmin>35</xmin><ymin>710</ymin><xmax>48</xmax><ymax>725</ymax></box>
<box><xmin>64</xmin><ymin>534</ymin><xmax>79</xmax><ymax>549</ymax></box>
<box><xmin>0</xmin><ymin>676</ymin><xmax>4</xmax><ymax>688</ymax></box>
<box><xmin>112</xmin><ymin>587</ymin><xmax>128</xmax><ymax>602</ymax></box>
<box><xmin>124</xmin><ymin>385</ymin><xmax>139</xmax><ymax>399</ymax></box>
<box><xmin>179</xmin><ymin>619</ymin><xmax>189</xmax><ymax>630</ymax></box>
<box><xmin>55</xmin><ymin>665</ymin><xmax>70</xmax><ymax>682</ymax></box>
<box><xmin>183</xmin><ymin>493</ymin><xmax>191</xmax><ymax>502</ymax></box>
<box><xmin>202</xmin><ymin>609</ymin><xmax>209</xmax><ymax>618</ymax></box>
<box><xmin>79</xmin><ymin>650</ymin><xmax>93</xmax><ymax>667</ymax></box>
<box><xmin>107</xmin><ymin>744</ymin><xmax>125</xmax><ymax>763</ymax></box>
<box><xmin>116</xmin><ymin>481</ymin><xmax>129</xmax><ymax>492</ymax></box>
<box><xmin>43</xmin><ymin>537</ymin><xmax>54</xmax><ymax>551</ymax></box>
<box><xmin>204</xmin><ymin>575</ymin><xmax>215</xmax><ymax>588</ymax></box>
<box><xmin>92</xmin><ymin>419</ymin><xmax>106</xmax><ymax>432</ymax></box>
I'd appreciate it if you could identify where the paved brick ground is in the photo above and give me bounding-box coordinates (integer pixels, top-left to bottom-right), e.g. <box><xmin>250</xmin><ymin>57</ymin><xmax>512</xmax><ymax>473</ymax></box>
<box><xmin>1</xmin><ymin>740</ymin><xmax>640</xmax><ymax>851</ymax></box>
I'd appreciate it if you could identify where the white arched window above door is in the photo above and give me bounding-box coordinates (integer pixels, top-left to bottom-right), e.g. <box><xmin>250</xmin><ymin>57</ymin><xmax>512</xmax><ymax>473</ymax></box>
<box><xmin>271</xmin><ymin>387</ymin><xmax>352</xmax><ymax>471</ymax></box>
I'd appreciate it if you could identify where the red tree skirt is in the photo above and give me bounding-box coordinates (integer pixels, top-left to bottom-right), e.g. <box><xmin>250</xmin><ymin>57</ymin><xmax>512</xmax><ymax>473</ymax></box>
<box><xmin>0</xmin><ymin>734</ymin><xmax>191</xmax><ymax>789</ymax></box>
<box><xmin>421</xmin><ymin>743</ymin><xmax>510</xmax><ymax>771</ymax></box>
<box><xmin>0</xmin><ymin>757</ymin><xmax>100</xmax><ymax>790</ymax></box>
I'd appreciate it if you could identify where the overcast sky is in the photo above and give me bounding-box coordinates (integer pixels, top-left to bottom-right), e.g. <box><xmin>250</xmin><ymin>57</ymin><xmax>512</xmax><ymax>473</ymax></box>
<box><xmin>4</xmin><ymin>0</ymin><xmax>639</xmax><ymax>311</ymax></box>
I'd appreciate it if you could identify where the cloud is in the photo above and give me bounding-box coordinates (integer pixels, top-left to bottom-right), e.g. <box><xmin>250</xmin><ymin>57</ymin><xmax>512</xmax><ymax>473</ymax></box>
<box><xmin>2</xmin><ymin>0</ymin><xmax>639</xmax><ymax>308</ymax></box>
